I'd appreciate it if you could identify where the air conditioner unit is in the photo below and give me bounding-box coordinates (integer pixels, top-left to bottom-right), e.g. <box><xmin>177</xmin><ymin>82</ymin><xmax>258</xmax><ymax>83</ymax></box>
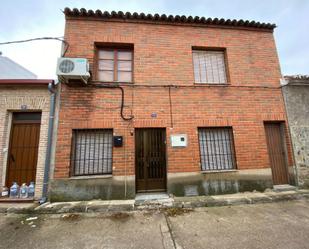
<box><xmin>56</xmin><ymin>57</ymin><xmax>90</xmax><ymax>84</ymax></box>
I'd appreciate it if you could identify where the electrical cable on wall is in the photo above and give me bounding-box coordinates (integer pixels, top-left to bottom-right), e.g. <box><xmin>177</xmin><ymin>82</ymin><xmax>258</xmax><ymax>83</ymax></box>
<box><xmin>0</xmin><ymin>37</ymin><xmax>70</xmax><ymax>57</ymax></box>
<box><xmin>91</xmin><ymin>83</ymin><xmax>134</xmax><ymax>121</ymax></box>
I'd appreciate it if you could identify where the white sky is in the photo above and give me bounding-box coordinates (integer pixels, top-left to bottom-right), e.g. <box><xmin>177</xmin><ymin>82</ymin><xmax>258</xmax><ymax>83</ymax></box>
<box><xmin>0</xmin><ymin>0</ymin><xmax>308</xmax><ymax>79</ymax></box>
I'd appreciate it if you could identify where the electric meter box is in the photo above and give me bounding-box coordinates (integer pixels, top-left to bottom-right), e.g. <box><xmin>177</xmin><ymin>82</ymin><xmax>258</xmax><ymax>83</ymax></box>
<box><xmin>171</xmin><ymin>134</ymin><xmax>187</xmax><ymax>147</ymax></box>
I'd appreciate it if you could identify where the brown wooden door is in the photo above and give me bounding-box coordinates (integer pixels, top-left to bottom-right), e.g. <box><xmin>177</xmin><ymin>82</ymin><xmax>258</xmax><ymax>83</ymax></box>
<box><xmin>264</xmin><ymin>123</ymin><xmax>289</xmax><ymax>185</ymax></box>
<box><xmin>6</xmin><ymin>113</ymin><xmax>41</xmax><ymax>187</ymax></box>
<box><xmin>135</xmin><ymin>128</ymin><xmax>166</xmax><ymax>192</ymax></box>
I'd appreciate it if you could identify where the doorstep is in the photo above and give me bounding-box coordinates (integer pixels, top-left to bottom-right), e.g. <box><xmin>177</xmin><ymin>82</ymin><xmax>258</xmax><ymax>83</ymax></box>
<box><xmin>0</xmin><ymin>197</ymin><xmax>35</xmax><ymax>203</ymax></box>
<box><xmin>135</xmin><ymin>192</ymin><xmax>174</xmax><ymax>208</ymax></box>
<box><xmin>0</xmin><ymin>188</ymin><xmax>308</xmax><ymax>214</ymax></box>
<box><xmin>273</xmin><ymin>184</ymin><xmax>297</xmax><ymax>192</ymax></box>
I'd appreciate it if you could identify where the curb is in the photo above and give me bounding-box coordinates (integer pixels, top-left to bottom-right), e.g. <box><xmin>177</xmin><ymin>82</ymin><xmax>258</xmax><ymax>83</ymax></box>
<box><xmin>1</xmin><ymin>189</ymin><xmax>308</xmax><ymax>214</ymax></box>
<box><xmin>174</xmin><ymin>190</ymin><xmax>309</xmax><ymax>208</ymax></box>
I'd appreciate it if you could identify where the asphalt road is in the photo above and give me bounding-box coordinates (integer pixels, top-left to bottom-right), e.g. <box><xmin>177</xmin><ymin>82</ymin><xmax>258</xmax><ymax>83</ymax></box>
<box><xmin>0</xmin><ymin>199</ymin><xmax>308</xmax><ymax>249</ymax></box>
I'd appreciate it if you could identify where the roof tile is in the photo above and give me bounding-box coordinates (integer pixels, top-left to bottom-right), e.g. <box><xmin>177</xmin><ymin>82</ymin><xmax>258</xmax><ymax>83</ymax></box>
<box><xmin>63</xmin><ymin>7</ymin><xmax>276</xmax><ymax>30</ymax></box>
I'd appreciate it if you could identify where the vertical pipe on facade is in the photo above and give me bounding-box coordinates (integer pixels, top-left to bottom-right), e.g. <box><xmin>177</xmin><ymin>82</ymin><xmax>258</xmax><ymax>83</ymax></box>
<box><xmin>39</xmin><ymin>82</ymin><xmax>56</xmax><ymax>203</ymax></box>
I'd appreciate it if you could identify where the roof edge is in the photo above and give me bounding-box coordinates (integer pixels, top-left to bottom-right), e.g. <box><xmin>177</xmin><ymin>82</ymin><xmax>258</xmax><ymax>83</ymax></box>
<box><xmin>0</xmin><ymin>79</ymin><xmax>54</xmax><ymax>85</ymax></box>
<box><xmin>283</xmin><ymin>75</ymin><xmax>309</xmax><ymax>86</ymax></box>
<box><xmin>63</xmin><ymin>8</ymin><xmax>276</xmax><ymax>31</ymax></box>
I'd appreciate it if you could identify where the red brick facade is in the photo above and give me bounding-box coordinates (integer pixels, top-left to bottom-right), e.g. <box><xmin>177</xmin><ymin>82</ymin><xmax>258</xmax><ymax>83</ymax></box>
<box><xmin>54</xmin><ymin>14</ymin><xmax>293</xmax><ymax>186</ymax></box>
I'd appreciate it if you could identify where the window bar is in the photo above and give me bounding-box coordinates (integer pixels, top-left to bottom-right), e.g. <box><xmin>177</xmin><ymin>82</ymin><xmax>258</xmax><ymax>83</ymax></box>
<box><xmin>79</xmin><ymin>131</ymin><xmax>82</xmax><ymax>175</ymax></box>
<box><xmin>219</xmin><ymin>129</ymin><xmax>223</xmax><ymax>170</ymax></box>
<box><xmin>84</xmin><ymin>131</ymin><xmax>88</xmax><ymax>175</ymax></box>
<box><xmin>85</xmin><ymin>130</ymin><xmax>89</xmax><ymax>175</ymax></box>
<box><xmin>200</xmin><ymin>129</ymin><xmax>206</xmax><ymax>170</ymax></box>
<box><xmin>211</xmin><ymin>129</ymin><xmax>217</xmax><ymax>170</ymax></box>
<box><xmin>218</xmin><ymin>129</ymin><xmax>223</xmax><ymax>170</ymax></box>
<box><xmin>199</xmin><ymin>130</ymin><xmax>205</xmax><ymax>171</ymax></box>
<box><xmin>227</xmin><ymin>129</ymin><xmax>233</xmax><ymax>169</ymax></box>
<box><xmin>87</xmin><ymin>131</ymin><xmax>90</xmax><ymax>175</ymax></box>
<box><xmin>98</xmin><ymin>131</ymin><xmax>102</xmax><ymax>174</ymax></box>
<box><xmin>220</xmin><ymin>129</ymin><xmax>225</xmax><ymax>170</ymax></box>
<box><xmin>225</xmin><ymin>128</ymin><xmax>231</xmax><ymax>170</ymax></box>
<box><xmin>79</xmin><ymin>131</ymin><xmax>82</xmax><ymax>176</ymax></box>
<box><xmin>221</xmin><ymin>129</ymin><xmax>228</xmax><ymax>170</ymax></box>
<box><xmin>229</xmin><ymin>129</ymin><xmax>236</xmax><ymax>169</ymax></box>
<box><xmin>107</xmin><ymin>132</ymin><xmax>110</xmax><ymax>173</ymax></box>
<box><xmin>102</xmin><ymin>131</ymin><xmax>106</xmax><ymax>173</ymax></box>
<box><xmin>227</xmin><ymin>129</ymin><xmax>231</xmax><ymax>170</ymax></box>
<box><xmin>74</xmin><ymin>131</ymin><xmax>77</xmax><ymax>175</ymax></box>
<box><xmin>107</xmin><ymin>133</ymin><xmax>110</xmax><ymax>173</ymax></box>
<box><xmin>216</xmin><ymin>129</ymin><xmax>222</xmax><ymax>170</ymax></box>
<box><xmin>219</xmin><ymin>129</ymin><xmax>224</xmax><ymax>170</ymax></box>
<box><xmin>92</xmin><ymin>130</ymin><xmax>96</xmax><ymax>174</ymax></box>
<box><xmin>78</xmin><ymin>131</ymin><xmax>86</xmax><ymax>175</ymax></box>
<box><xmin>210</xmin><ymin>129</ymin><xmax>216</xmax><ymax>170</ymax></box>
<box><xmin>228</xmin><ymin>129</ymin><xmax>235</xmax><ymax>169</ymax></box>
<box><xmin>73</xmin><ymin>131</ymin><xmax>77</xmax><ymax>175</ymax></box>
<box><xmin>222</xmin><ymin>129</ymin><xmax>228</xmax><ymax>170</ymax></box>
<box><xmin>204</xmin><ymin>130</ymin><xmax>210</xmax><ymax>171</ymax></box>
<box><xmin>203</xmin><ymin>130</ymin><xmax>207</xmax><ymax>171</ymax></box>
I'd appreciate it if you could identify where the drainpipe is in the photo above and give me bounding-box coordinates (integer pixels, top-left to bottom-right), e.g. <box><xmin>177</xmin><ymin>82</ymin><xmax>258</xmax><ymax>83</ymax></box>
<box><xmin>39</xmin><ymin>82</ymin><xmax>57</xmax><ymax>204</ymax></box>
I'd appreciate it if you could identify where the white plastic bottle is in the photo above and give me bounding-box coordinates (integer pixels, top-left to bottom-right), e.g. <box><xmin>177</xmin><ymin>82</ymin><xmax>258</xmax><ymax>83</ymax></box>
<box><xmin>19</xmin><ymin>183</ymin><xmax>28</xmax><ymax>198</ymax></box>
<box><xmin>9</xmin><ymin>182</ymin><xmax>19</xmax><ymax>198</ymax></box>
<box><xmin>28</xmin><ymin>182</ymin><xmax>35</xmax><ymax>198</ymax></box>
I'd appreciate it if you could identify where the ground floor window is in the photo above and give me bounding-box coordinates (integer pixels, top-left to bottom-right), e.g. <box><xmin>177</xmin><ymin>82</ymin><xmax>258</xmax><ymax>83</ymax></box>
<box><xmin>198</xmin><ymin>127</ymin><xmax>236</xmax><ymax>171</ymax></box>
<box><xmin>71</xmin><ymin>129</ymin><xmax>113</xmax><ymax>176</ymax></box>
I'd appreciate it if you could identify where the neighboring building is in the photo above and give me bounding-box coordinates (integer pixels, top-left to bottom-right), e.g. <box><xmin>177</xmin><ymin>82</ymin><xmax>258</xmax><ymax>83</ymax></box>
<box><xmin>282</xmin><ymin>75</ymin><xmax>309</xmax><ymax>188</ymax></box>
<box><xmin>0</xmin><ymin>55</ymin><xmax>37</xmax><ymax>80</ymax></box>
<box><xmin>0</xmin><ymin>55</ymin><xmax>55</xmax><ymax>200</ymax></box>
<box><xmin>50</xmin><ymin>8</ymin><xmax>295</xmax><ymax>201</ymax></box>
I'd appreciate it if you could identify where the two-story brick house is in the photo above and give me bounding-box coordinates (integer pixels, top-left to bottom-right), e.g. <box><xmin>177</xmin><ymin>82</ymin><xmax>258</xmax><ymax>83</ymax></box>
<box><xmin>50</xmin><ymin>8</ymin><xmax>295</xmax><ymax>201</ymax></box>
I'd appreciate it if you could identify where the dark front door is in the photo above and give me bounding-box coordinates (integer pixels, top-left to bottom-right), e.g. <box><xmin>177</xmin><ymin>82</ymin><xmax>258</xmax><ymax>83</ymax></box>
<box><xmin>135</xmin><ymin>128</ymin><xmax>167</xmax><ymax>192</ymax></box>
<box><xmin>6</xmin><ymin>112</ymin><xmax>41</xmax><ymax>187</ymax></box>
<box><xmin>264</xmin><ymin>122</ymin><xmax>289</xmax><ymax>185</ymax></box>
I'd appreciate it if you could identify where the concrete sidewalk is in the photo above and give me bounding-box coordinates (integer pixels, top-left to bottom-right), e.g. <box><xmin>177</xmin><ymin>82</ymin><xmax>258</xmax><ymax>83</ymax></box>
<box><xmin>0</xmin><ymin>188</ymin><xmax>308</xmax><ymax>214</ymax></box>
<box><xmin>0</xmin><ymin>200</ymin><xmax>308</xmax><ymax>249</ymax></box>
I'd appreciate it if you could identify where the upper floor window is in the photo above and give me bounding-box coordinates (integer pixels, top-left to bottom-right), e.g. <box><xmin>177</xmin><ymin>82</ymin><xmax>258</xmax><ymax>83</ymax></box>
<box><xmin>192</xmin><ymin>50</ymin><xmax>227</xmax><ymax>84</ymax></box>
<box><xmin>98</xmin><ymin>49</ymin><xmax>133</xmax><ymax>82</ymax></box>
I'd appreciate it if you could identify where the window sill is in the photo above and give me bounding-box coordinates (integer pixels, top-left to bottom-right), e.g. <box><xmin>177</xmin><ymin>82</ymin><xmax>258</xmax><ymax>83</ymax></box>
<box><xmin>91</xmin><ymin>80</ymin><xmax>134</xmax><ymax>85</ymax></box>
<box><xmin>70</xmin><ymin>174</ymin><xmax>113</xmax><ymax>180</ymax></box>
<box><xmin>201</xmin><ymin>169</ymin><xmax>238</xmax><ymax>174</ymax></box>
<box><xmin>194</xmin><ymin>82</ymin><xmax>230</xmax><ymax>86</ymax></box>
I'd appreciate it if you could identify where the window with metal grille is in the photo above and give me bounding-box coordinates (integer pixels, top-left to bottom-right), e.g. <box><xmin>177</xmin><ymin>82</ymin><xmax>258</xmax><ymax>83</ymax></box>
<box><xmin>98</xmin><ymin>48</ymin><xmax>133</xmax><ymax>82</ymax></box>
<box><xmin>71</xmin><ymin>129</ymin><xmax>113</xmax><ymax>176</ymax></box>
<box><xmin>192</xmin><ymin>50</ymin><xmax>227</xmax><ymax>84</ymax></box>
<box><xmin>198</xmin><ymin>127</ymin><xmax>236</xmax><ymax>171</ymax></box>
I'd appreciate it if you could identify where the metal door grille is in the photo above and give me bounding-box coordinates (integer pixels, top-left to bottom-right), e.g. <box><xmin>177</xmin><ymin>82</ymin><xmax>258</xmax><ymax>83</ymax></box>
<box><xmin>198</xmin><ymin>127</ymin><xmax>236</xmax><ymax>171</ymax></box>
<box><xmin>135</xmin><ymin>128</ymin><xmax>166</xmax><ymax>192</ymax></box>
<box><xmin>71</xmin><ymin>129</ymin><xmax>113</xmax><ymax>176</ymax></box>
